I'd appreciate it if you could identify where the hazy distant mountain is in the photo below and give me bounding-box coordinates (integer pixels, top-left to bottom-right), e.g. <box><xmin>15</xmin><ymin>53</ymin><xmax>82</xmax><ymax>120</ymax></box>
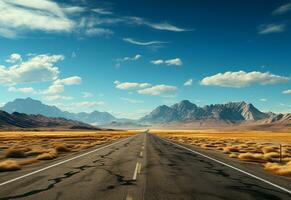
<box><xmin>140</xmin><ymin>100</ymin><xmax>275</xmax><ymax>124</ymax></box>
<box><xmin>1</xmin><ymin>98</ymin><xmax>117</xmax><ymax>125</ymax></box>
<box><xmin>0</xmin><ymin>110</ymin><xmax>98</xmax><ymax>130</ymax></box>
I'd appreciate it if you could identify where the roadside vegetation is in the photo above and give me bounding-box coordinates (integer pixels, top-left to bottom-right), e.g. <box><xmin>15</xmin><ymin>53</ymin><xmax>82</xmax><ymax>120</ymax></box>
<box><xmin>0</xmin><ymin>131</ymin><xmax>137</xmax><ymax>172</ymax></box>
<box><xmin>153</xmin><ymin>130</ymin><xmax>291</xmax><ymax>177</ymax></box>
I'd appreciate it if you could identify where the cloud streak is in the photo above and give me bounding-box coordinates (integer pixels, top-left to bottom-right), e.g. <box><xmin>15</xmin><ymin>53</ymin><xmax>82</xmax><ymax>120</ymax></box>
<box><xmin>150</xmin><ymin>58</ymin><xmax>183</xmax><ymax>66</ymax></box>
<box><xmin>272</xmin><ymin>2</ymin><xmax>291</xmax><ymax>15</ymax></box>
<box><xmin>123</xmin><ymin>38</ymin><xmax>167</xmax><ymax>46</ymax></box>
<box><xmin>258</xmin><ymin>23</ymin><xmax>286</xmax><ymax>34</ymax></box>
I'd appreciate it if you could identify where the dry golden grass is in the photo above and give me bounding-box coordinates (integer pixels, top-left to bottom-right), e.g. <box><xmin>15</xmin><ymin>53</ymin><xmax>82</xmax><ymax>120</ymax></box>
<box><xmin>0</xmin><ymin>130</ymin><xmax>137</xmax><ymax>172</ymax></box>
<box><xmin>154</xmin><ymin>130</ymin><xmax>291</xmax><ymax>177</ymax></box>
<box><xmin>0</xmin><ymin>160</ymin><xmax>21</xmax><ymax>172</ymax></box>
<box><xmin>264</xmin><ymin>161</ymin><xmax>291</xmax><ymax>176</ymax></box>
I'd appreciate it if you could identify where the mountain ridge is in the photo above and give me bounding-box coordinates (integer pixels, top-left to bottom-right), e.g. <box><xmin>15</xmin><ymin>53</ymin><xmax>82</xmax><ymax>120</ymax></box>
<box><xmin>0</xmin><ymin>98</ymin><xmax>118</xmax><ymax>125</ymax></box>
<box><xmin>140</xmin><ymin>100</ymin><xmax>289</xmax><ymax>125</ymax></box>
<box><xmin>0</xmin><ymin>110</ymin><xmax>99</xmax><ymax>130</ymax></box>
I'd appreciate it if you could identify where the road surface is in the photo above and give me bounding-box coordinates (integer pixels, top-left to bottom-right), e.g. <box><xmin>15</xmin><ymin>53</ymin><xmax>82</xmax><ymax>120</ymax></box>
<box><xmin>0</xmin><ymin>133</ymin><xmax>290</xmax><ymax>200</ymax></box>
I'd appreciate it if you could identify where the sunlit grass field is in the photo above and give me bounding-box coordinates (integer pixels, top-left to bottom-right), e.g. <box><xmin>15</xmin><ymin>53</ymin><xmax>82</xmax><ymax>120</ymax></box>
<box><xmin>152</xmin><ymin>130</ymin><xmax>291</xmax><ymax>177</ymax></box>
<box><xmin>0</xmin><ymin>131</ymin><xmax>138</xmax><ymax>172</ymax></box>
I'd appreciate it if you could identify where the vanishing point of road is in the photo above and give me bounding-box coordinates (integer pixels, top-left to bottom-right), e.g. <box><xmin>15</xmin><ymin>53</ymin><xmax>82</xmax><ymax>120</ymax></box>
<box><xmin>0</xmin><ymin>132</ymin><xmax>290</xmax><ymax>200</ymax></box>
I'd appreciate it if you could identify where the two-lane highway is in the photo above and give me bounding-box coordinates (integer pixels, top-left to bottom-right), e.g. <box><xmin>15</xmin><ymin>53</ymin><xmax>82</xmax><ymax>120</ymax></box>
<box><xmin>0</xmin><ymin>132</ymin><xmax>290</xmax><ymax>200</ymax></box>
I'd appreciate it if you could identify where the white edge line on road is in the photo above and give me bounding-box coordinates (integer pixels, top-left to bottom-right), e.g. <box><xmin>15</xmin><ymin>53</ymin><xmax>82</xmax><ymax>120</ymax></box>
<box><xmin>159</xmin><ymin>136</ymin><xmax>291</xmax><ymax>195</ymax></box>
<box><xmin>0</xmin><ymin>135</ymin><xmax>137</xmax><ymax>187</ymax></box>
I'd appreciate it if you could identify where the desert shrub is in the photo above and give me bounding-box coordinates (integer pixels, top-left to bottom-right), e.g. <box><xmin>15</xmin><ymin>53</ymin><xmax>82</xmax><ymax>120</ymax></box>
<box><xmin>264</xmin><ymin>161</ymin><xmax>291</xmax><ymax>176</ymax></box>
<box><xmin>36</xmin><ymin>149</ymin><xmax>58</xmax><ymax>160</ymax></box>
<box><xmin>5</xmin><ymin>147</ymin><xmax>30</xmax><ymax>158</ymax></box>
<box><xmin>0</xmin><ymin>160</ymin><xmax>21</xmax><ymax>172</ymax></box>
<box><xmin>238</xmin><ymin>153</ymin><xmax>265</xmax><ymax>162</ymax></box>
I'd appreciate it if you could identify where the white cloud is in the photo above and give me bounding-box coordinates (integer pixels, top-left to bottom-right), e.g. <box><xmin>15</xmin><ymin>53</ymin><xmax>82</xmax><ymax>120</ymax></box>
<box><xmin>138</xmin><ymin>84</ymin><xmax>177</xmax><ymax>97</ymax></box>
<box><xmin>54</xmin><ymin>76</ymin><xmax>82</xmax><ymax>86</ymax></box>
<box><xmin>259</xmin><ymin>98</ymin><xmax>267</xmax><ymax>102</ymax></box>
<box><xmin>46</xmin><ymin>95</ymin><xmax>73</xmax><ymax>101</ymax></box>
<box><xmin>63</xmin><ymin>6</ymin><xmax>86</xmax><ymax>14</ymax></box>
<box><xmin>184</xmin><ymin>79</ymin><xmax>193</xmax><ymax>86</ymax></box>
<box><xmin>75</xmin><ymin>101</ymin><xmax>105</xmax><ymax>107</ymax></box>
<box><xmin>150</xmin><ymin>60</ymin><xmax>164</xmax><ymax>65</ymax></box>
<box><xmin>114</xmin><ymin>80</ymin><xmax>151</xmax><ymax>90</ymax></box>
<box><xmin>92</xmin><ymin>8</ymin><xmax>113</xmax><ymax>15</ymax></box>
<box><xmin>123</xmin><ymin>38</ymin><xmax>167</xmax><ymax>46</ymax></box>
<box><xmin>200</xmin><ymin>71</ymin><xmax>290</xmax><ymax>88</ymax></box>
<box><xmin>0</xmin><ymin>0</ymin><xmax>75</xmax><ymax>38</ymax></box>
<box><xmin>272</xmin><ymin>2</ymin><xmax>291</xmax><ymax>15</ymax></box>
<box><xmin>282</xmin><ymin>89</ymin><xmax>291</xmax><ymax>94</ymax></box>
<box><xmin>165</xmin><ymin>58</ymin><xmax>183</xmax><ymax>66</ymax></box>
<box><xmin>42</xmin><ymin>76</ymin><xmax>81</xmax><ymax>95</ymax></box>
<box><xmin>127</xmin><ymin>17</ymin><xmax>191</xmax><ymax>32</ymax></box>
<box><xmin>82</xmin><ymin>92</ymin><xmax>93</xmax><ymax>98</ymax></box>
<box><xmin>42</xmin><ymin>84</ymin><xmax>64</xmax><ymax>95</ymax></box>
<box><xmin>116</xmin><ymin>54</ymin><xmax>141</xmax><ymax>67</ymax></box>
<box><xmin>150</xmin><ymin>58</ymin><xmax>182</xmax><ymax>66</ymax></box>
<box><xmin>6</xmin><ymin>53</ymin><xmax>22</xmax><ymax>63</ymax></box>
<box><xmin>258</xmin><ymin>23</ymin><xmax>286</xmax><ymax>34</ymax></box>
<box><xmin>85</xmin><ymin>28</ymin><xmax>113</xmax><ymax>37</ymax></box>
<box><xmin>0</xmin><ymin>54</ymin><xmax>63</xmax><ymax>85</ymax></box>
<box><xmin>8</xmin><ymin>86</ymin><xmax>36</xmax><ymax>94</ymax></box>
<box><xmin>117</xmin><ymin>54</ymin><xmax>141</xmax><ymax>62</ymax></box>
<box><xmin>121</xmin><ymin>97</ymin><xmax>143</xmax><ymax>104</ymax></box>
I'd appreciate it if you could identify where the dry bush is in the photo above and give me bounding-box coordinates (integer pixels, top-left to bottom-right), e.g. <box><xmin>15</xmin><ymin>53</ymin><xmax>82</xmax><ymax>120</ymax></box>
<box><xmin>5</xmin><ymin>147</ymin><xmax>30</xmax><ymax>158</ymax></box>
<box><xmin>262</xmin><ymin>146</ymin><xmax>278</xmax><ymax>154</ymax></box>
<box><xmin>0</xmin><ymin>160</ymin><xmax>21</xmax><ymax>172</ymax></box>
<box><xmin>229</xmin><ymin>153</ymin><xmax>238</xmax><ymax>158</ymax></box>
<box><xmin>264</xmin><ymin>161</ymin><xmax>291</xmax><ymax>176</ymax></box>
<box><xmin>238</xmin><ymin>153</ymin><xmax>265</xmax><ymax>162</ymax></box>
<box><xmin>54</xmin><ymin>143</ymin><xmax>71</xmax><ymax>152</ymax></box>
<box><xmin>36</xmin><ymin>149</ymin><xmax>58</xmax><ymax>160</ymax></box>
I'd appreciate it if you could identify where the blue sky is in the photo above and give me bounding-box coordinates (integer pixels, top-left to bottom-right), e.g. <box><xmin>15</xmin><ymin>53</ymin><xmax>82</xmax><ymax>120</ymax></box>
<box><xmin>0</xmin><ymin>0</ymin><xmax>290</xmax><ymax>118</ymax></box>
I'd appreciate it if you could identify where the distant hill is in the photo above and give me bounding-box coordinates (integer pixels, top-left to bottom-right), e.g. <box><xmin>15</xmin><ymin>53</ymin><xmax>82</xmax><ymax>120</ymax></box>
<box><xmin>0</xmin><ymin>110</ymin><xmax>99</xmax><ymax>130</ymax></box>
<box><xmin>1</xmin><ymin>98</ymin><xmax>117</xmax><ymax>125</ymax></box>
<box><xmin>140</xmin><ymin>100</ymin><xmax>290</xmax><ymax>125</ymax></box>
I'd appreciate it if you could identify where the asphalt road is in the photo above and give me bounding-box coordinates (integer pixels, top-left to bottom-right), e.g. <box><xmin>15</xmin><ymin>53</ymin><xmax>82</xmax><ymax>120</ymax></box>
<box><xmin>0</xmin><ymin>133</ymin><xmax>290</xmax><ymax>200</ymax></box>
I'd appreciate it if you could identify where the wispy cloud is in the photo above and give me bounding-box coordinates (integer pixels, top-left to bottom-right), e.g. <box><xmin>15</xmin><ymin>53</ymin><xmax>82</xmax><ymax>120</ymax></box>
<box><xmin>121</xmin><ymin>97</ymin><xmax>143</xmax><ymax>104</ymax></box>
<box><xmin>272</xmin><ymin>2</ymin><xmax>291</xmax><ymax>15</ymax></box>
<box><xmin>115</xmin><ymin>54</ymin><xmax>141</xmax><ymax>67</ymax></box>
<box><xmin>0</xmin><ymin>0</ymin><xmax>76</xmax><ymax>38</ymax></box>
<box><xmin>137</xmin><ymin>84</ymin><xmax>177</xmax><ymax>97</ymax></box>
<box><xmin>259</xmin><ymin>98</ymin><xmax>267</xmax><ymax>102</ymax></box>
<box><xmin>92</xmin><ymin>8</ymin><xmax>113</xmax><ymax>15</ymax></box>
<box><xmin>85</xmin><ymin>28</ymin><xmax>113</xmax><ymax>37</ymax></box>
<box><xmin>282</xmin><ymin>89</ymin><xmax>291</xmax><ymax>94</ymax></box>
<box><xmin>200</xmin><ymin>71</ymin><xmax>290</xmax><ymax>88</ymax></box>
<box><xmin>126</xmin><ymin>16</ymin><xmax>192</xmax><ymax>32</ymax></box>
<box><xmin>82</xmin><ymin>92</ymin><xmax>93</xmax><ymax>98</ymax></box>
<box><xmin>123</xmin><ymin>38</ymin><xmax>167</xmax><ymax>46</ymax></box>
<box><xmin>8</xmin><ymin>86</ymin><xmax>36</xmax><ymax>94</ymax></box>
<box><xmin>114</xmin><ymin>80</ymin><xmax>150</xmax><ymax>90</ymax></box>
<box><xmin>150</xmin><ymin>58</ymin><xmax>183</xmax><ymax>66</ymax></box>
<box><xmin>114</xmin><ymin>80</ymin><xmax>177</xmax><ymax>97</ymax></box>
<box><xmin>258</xmin><ymin>23</ymin><xmax>286</xmax><ymax>34</ymax></box>
<box><xmin>184</xmin><ymin>79</ymin><xmax>193</xmax><ymax>86</ymax></box>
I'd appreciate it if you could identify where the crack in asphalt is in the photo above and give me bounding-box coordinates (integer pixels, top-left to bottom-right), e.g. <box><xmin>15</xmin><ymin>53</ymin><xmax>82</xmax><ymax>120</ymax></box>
<box><xmin>0</xmin><ymin>165</ymin><xmax>94</xmax><ymax>200</ymax></box>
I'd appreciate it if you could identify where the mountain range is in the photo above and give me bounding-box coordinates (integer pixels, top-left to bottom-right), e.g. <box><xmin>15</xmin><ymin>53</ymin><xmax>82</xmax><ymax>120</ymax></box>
<box><xmin>0</xmin><ymin>110</ymin><xmax>98</xmax><ymax>130</ymax></box>
<box><xmin>140</xmin><ymin>100</ymin><xmax>290</xmax><ymax>125</ymax></box>
<box><xmin>1</xmin><ymin>98</ymin><xmax>118</xmax><ymax>125</ymax></box>
<box><xmin>0</xmin><ymin>98</ymin><xmax>290</xmax><ymax>129</ymax></box>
